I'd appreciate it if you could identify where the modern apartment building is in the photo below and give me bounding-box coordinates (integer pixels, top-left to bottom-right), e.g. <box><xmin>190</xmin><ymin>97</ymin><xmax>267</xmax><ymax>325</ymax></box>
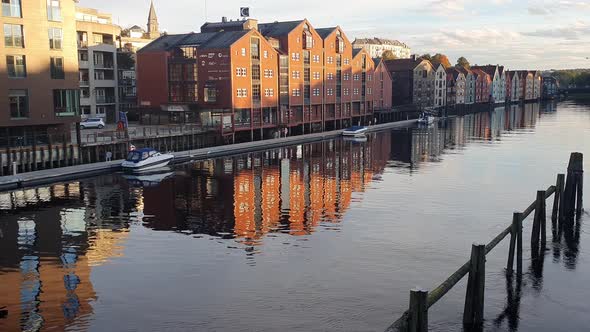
<box><xmin>1</xmin><ymin>0</ymin><xmax>80</xmax><ymax>148</ymax></box>
<box><xmin>352</xmin><ymin>38</ymin><xmax>411</xmax><ymax>59</ymax></box>
<box><xmin>76</xmin><ymin>6</ymin><xmax>121</xmax><ymax>122</ymax></box>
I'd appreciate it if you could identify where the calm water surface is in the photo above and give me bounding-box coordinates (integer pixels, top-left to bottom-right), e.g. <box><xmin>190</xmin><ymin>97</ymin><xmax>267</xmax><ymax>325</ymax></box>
<box><xmin>1</xmin><ymin>101</ymin><xmax>589</xmax><ymax>332</ymax></box>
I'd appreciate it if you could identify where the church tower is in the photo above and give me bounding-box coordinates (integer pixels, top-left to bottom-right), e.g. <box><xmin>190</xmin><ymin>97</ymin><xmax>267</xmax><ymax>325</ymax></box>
<box><xmin>147</xmin><ymin>0</ymin><xmax>160</xmax><ymax>39</ymax></box>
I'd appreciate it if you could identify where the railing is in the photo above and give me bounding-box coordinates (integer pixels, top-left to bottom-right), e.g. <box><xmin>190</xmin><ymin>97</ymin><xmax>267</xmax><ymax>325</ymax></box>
<box><xmin>385</xmin><ymin>152</ymin><xmax>584</xmax><ymax>332</ymax></box>
<box><xmin>96</xmin><ymin>96</ymin><xmax>116</xmax><ymax>104</ymax></box>
<box><xmin>82</xmin><ymin>124</ymin><xmax>215</xmax><ymax>145</ymax></box>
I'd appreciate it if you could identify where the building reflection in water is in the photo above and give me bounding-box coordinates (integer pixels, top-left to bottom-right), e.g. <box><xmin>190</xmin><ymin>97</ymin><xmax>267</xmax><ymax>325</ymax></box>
<box><xmin>0</xmin><ymin>102</ymin><xmax>562</xmax><ymax>331</ymax></box>
<box><xmin>0</xmin><ymin>181</ymin><xmax>134</xmax><ymax>331</ymax></box>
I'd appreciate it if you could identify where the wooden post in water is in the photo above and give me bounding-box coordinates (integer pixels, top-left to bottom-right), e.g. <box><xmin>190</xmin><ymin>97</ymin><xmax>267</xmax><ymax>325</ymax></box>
<box><xmin>553</xmin><ymin>174</ymin><xmax>565</xmax><ymax>230</ymax></box>
<box><xmin>576</xmin><ymin>170</ymin><xmax>584</xmax><ymax>217</ymax></box>
<box><xmin>507</xmin><ymin>212</ymin><xmax>519</xmax><ymax>274</ymax></box>
<box><xmin>516</xmin><ymin>212</ymin><xmax>523</xmax><ymax>275</ymax></box>
<box><xmin>535</xmin><ymin>190</ymin><xmax>547</xmax><ymax>248</ymax></box>
<box><xmin>531</xmin><ymin>191</ymin><xmax>543</xmax><ymax>251</ymax></box>
<box><xmin>463</xmin><ymin>243</ymin><xmax>485</xmax><ymax>327</ymax></box>
<box><xmin>409</xmin><ymin>288</ymin><xmax>428</xmax><ymax>332</ymax></box>
<box><xmin>563</xmin><ymin>152</ymin><xmax>583</xmax><ymax>221</ymax></box>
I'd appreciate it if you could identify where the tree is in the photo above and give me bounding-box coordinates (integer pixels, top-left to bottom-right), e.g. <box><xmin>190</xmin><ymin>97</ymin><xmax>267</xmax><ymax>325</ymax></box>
<box><xmin>117</xmin><ymin>52</ymin><xmax>136</xmax><ymax>70</ymax></box>
<box><xmin>419</xmin><ymin>53</ymin><xmax>432</xmax><ymax>61</ymax></box>
<box><xmin>382</xmin><ymin>50</ymin><xmax>398</xmax><ymax>60</ymax></box>
<box><xmin>431</xmin><ymin>53</ymin><xmax>452</xmax><ymax>68</ymax></box>
<box><xmin>456</xmin><ymin>56</ymin><xmax>470</xmax><ymax>69</ymax></box>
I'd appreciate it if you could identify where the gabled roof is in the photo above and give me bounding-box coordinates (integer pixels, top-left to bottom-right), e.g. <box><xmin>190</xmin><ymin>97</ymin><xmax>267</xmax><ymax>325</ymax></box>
<box><xmin>384</xmin><ymin>58</ymin><xmax>427</xmax><ymax>72</ymax></box>
<box><xmin>456</xmin><ymin>66</ymin><xmax>472</xmax><ymax>76</ymax></box>
<box><xmin>446</xmin><ymin>67</ymin><xmax>464</xmax><ymax>80</ymax></box>
<box><xmin>352</xmin><ymin>48</ymin><xmax>362</xmax><ymax>58</ymax></box>
<box><xmin>472</xmin><ymin>65</ymin><xmax>498</xmax><ymax>77</ymax></box>
<box><xmin>200</xmin><ymin>21</ymin><xmax>246</xmax><ymax>33</ymax></box>
<box><xmin>139</xmin><ymin>33</ymin><xmax>197</xmax><ymax>52</ymax></box>
<box><xmin>471</xmin><ymin>68</ymin><xmax>491</xmax><ymax>80</ymax></box>
<box><xmin>316</xmin><ymin>27</ymin><xmax>337</xmax><ymax>39</ymax></box>
<box><xmin>372</xmin><ymin>57</ymin><xmax>382</xmax><ymax>66</ymax></box>
<box><xmin>258</xmin><ymin>20</ymin><xmax>304</xmax><ymax>38</ymax></box>
<box><xmin>129</xmin><ymin>25</ymin><xmax>145</xmax><ymax>31</ymax></box>
<box><xmin>352</xmin><ymin>37</ymin><xmax>408</xmax><ymax>47</ymax></box>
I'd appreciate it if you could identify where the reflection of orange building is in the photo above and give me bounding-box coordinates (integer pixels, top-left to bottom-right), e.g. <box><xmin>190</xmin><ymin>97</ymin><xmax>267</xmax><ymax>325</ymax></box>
<box><xmin>261</xmin><ymin>168</ymin><xmax>281</xmax><ymax>233</ymax></box>
<box><xmin>309</xmin><ymin>171</ymin><xmax>325</xmax><ymax>227</ymax></box>
<box><xmin>233</xmin><ymin>171</ymin><xmax>256</xmax><ymax>238</ymax></box>
<box><xmin>339</xmin><ymin>179</ymin><xmax>353</xmax><ymax>215</ymax></box>
<box><xmin>289</xmin><ymin>168</ymin><xmax>306</xmax><ymax>235</ymax></box>
<box><xmin>323</xmin><ymin>177</ymin><xmax>338</xmax><ymax>222</ymax></box>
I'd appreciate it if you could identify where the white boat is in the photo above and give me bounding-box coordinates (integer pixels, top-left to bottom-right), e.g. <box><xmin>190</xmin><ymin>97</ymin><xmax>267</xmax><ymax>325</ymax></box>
<box><xmin>343</xmin><ymin>135</ymin><xmax>368</xmax><ymax>143</ymax></box>
<box><xmin>121</xmin><ymin>148</ymin><xmax>174</xmax><ymax>172</ymax></box>
<box><xmin>342</xmin><ymin>126</ymin><xmax>368</xmax><ymax>137</ymax></box>
<box><xmin>417</xmin><ymin>113</ymin><xmax>435</xmax><ymax>125</ymax></box>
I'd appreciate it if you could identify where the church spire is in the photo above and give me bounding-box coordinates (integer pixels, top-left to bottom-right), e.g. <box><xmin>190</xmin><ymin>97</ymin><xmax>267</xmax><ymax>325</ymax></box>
<box><xmin>147</xmin><ymin>0</ymin><xmax>160</xmax><ymax>39</ymax></box>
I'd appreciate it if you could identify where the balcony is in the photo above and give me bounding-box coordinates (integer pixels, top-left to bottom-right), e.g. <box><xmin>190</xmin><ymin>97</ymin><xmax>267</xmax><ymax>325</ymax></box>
<box><xmin>94</xmin><ymin>62</ymin><xmax>114</xmax><ymax>69</ymax></box>
<box><xmin>79</xmin><ymin>60</ymin><xmax>89</xmax><ymax>68</ymax></box>
<box><xmin>78</xmin><ymin>41</ymin><xmax>88</xmax><ymax>48</ymax></box>
<box><xmin>96</xmin><ymin>96</ymin><xmax>116</xmax><ymax>104</ymax></box>
<box><xmin>79</xmin><ymin>80</ymin><xmax>89</xmax><ymax>86</ymax></box>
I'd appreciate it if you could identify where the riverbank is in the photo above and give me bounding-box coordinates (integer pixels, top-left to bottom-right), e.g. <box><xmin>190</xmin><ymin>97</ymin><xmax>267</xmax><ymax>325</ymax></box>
<box><xmin>0</xmin><ymin>119</ymin><xmax>417</xmax><ymax>192</ymax></box>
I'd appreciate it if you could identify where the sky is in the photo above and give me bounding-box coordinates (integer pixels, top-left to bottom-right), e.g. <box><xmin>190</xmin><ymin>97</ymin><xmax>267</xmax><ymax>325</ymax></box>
<box><xmin>79</xmin><ymin>0</ymin><xmax>590</xmax><ymax>70</ymax></box>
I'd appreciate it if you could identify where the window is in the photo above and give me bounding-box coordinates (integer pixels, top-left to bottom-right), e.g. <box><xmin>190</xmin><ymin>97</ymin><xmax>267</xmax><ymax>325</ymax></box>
<box><xmin>235</xmin><ymin>67</ymin><xmax>247</xmax><ymax>77</ymax></box>
<box><xmin>252</xmin><ymin>65</ymin><xmax>260</xmax><ymax>80</ymax></box>
<box><xmin>93</xmin><ymin>33</ymin><xmax>103</xmax><ymax>44</ymax></box>
<box><xmin>353</xmin><ymin>88</ymin><xmax>359</xmax><ymax>95</ymax></box>
<box><xmin>344</xmin><ymin>88</ymin><xmax>349</xmax><ymax>96</ymax></box>
<box><xmin>291</xmin><ymin>52</ymin><xmax>300</xmax><ymax>61</ymax></box>
<box><xmin>9</xmin><ymin>89</ymin><xmax>28</xmax><ymax>118</ymax></box>
<box><xmin>327</xmin><ymin>56</ymin><xmax>333</xmax><ymax>64</ymax></box>
<box><xmin>263</xmin><ymin>50</ymin><xmax>268</xmax><ymax>58</ymax></box>
<box><xmin>367</xmin><ymin>88</ymin><xmax>372</xmax><ymax>95</ymax></box>
<box><xmin>313</xmin><ymin>55</ymin><xmax>320</xmax><ymax>63</ymax></box>
<box><xmin>336</xmin><ymin>37</ymin><xmax>344</xmax><ymax>53</ymax></box>
<box><xmin>4</xmin><ymin>24</ymin><xmax>23</xmax><ymax>47</ymax></box>
<box><xmin>353</xmin><ymin>74</ymin><xmax>359</xmax><ymax>81</ymax></box>
<box><xmin>48</xmin><ymin>28</ymin><xmax>62</xmax><ymax>49</ymax></box>
<box><xmin>313</xmin><ymin>88</ymin><xmax>320</xmax><ymax>96</ymax></box>
<box><xmin>327</xmin><ymin>88</ymin><xmax>333</xmax><ymax>96</ymax></box>
<box><xmin>344</xmin><ymin>58</ymin><xmax>350</xmax><ymax>65</ymax></box>
<box><xmin>6</xmin><ymin>55</ymin><xmax>26</xmax><ymax>78</ymax></box>
<box><xmin>344</xmin><ymin>73</ymin><xmax>350</xmax><ymax>81</ymax></box>
<box><xmin>204</xmin><ymin>86</ymin><xmax>217</xmax><ymax>103</ymax></box>
<box><xmin>50</xmin><ymin>57</ymin><xmax>64</xmax><ymax>79</ymax></box>
<box><xmin>2</xmin><ymin>0</ymin><xmax>21</xmax><ymax>17</ymax></box>
<box><xmin>46</xmin><ymin>0</ymin><xmax>61</xmax><ymax>21</ymax></box>
<box><xmin>53</xmin><ymin>89</ymin><xmax>80</xmax><ymax>116</ymax></box>
<box><xmin>236</xmin><ymin>88</ymin><xmax>248</xmax><ymax>98</ymax></box>
<box><xmin>79</xmin><ymin>51</ymin><xmax>88</xmax><ymax>61</ymax></box>
<box><xmin>292</xmin><ymin>89</ymin><xmax>301</xmax><ymax>97</ymax></box>
<box><xmin>241</xmin><ymin>48</ymin><xmax>246</xmax><ymax>56</ymax></box>
<box><xmin>263</xmin><ymin>69</ymin><xmax>274</xmax><ymax>78</ymax></box>
<box><xmin>292</xmin><ymin>71</ymin><xmax>300</xmax><ymax>79</ymax></box>
<box><xmin>313</xmin><ymin>72</ymin><xmax>320</xmax><ymax>80</ymax></box>
<box><xmin>368</xmin><ymin>74</ymin><xmax>372</xmax><ymax>81</ymax></box>
<box><xmin>327</xmin><ymin>73</ymin><xmax>333</xmax><ymax>80</ymax></box>
<box><xmin>264</xmin><ymin>88</ymin><xmax>275</xmax><ymax>97</ymax></box>
<box><xmin>169</xmin><ymin>64</ymin><xmax>182</xmax><ymax>81</ymax></box>
<box><xmin>252</xmin><ymin>85</ymin><xmax>260</xmax><ymax>101</ymax></box>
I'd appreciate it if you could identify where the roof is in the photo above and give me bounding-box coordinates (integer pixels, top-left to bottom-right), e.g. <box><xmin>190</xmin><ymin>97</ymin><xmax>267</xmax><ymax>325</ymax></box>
<box><xmin>456</xmin><ymin>66</ymin><xmax>472</xmax><ymax>76</ymax></box>
<box><xmin>353</xmin><ymin>37</ymin><xmax>408</xmax><ymax>48</ymax></box>
<box><xmin>446</xmin><ymin>67</ymin><xmax>464</xmax><ymax>80</ymax></box>
<box><xmin>199</xmin><ymin>30</ymin><xmax>250</xmax><ymax>49</ymax></box>
<box><xmin>148</xmin><ymin>0</ymin><xmax>157</xmax><ymax>21</ymax></box>
<box><xmin>258</xmin><ymin>20</ymin><xmax>304</xmax><ymax>38</ymax></box>
<box><xmin>471</xmin><ymin>68</ymin><xmax>490</xmax><ymax>79</ymax></box>
<box><xmin>200</xmin><ymin>20</ymin><xmax>247</xmax><ymax>33</ymax></box>
<box><xmin>384</xmin><ymin>58</ymin><xmax>426</xmax><ymax>72</ymax></box>
<box><xmin>129</xmin><ymin>25</ymin><xmax>145</xmax><ymax>31</ymax></box>
<box><xmin>352</xmin><ymin>48</ymin><xmax>362</xmax><ymax>58</ymax></box>
<box><xmin>138</xmin><ymin>30</ymin><xmax>250</xmax><ymax>52</ymax></box>
<box><xmin>316</xmin><ymin>27</ymin><xmax>337</xmax><ymax>39</ymax></box>
<box><xmin>471</xmin><ymin>65</ymin><xmax>498</xmax><ymax>77</ymax></box>
<box><xmin>372</xmin><ymin>57</ymin><xmax>382</xmax><ymax>66</ymax></box>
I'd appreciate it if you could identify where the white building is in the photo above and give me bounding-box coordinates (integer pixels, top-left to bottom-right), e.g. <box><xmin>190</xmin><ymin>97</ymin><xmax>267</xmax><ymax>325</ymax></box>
<box><xmin>352</xmin><ymin>38</ymin><xmax>411</xmax><ymax>59</ymax></box>
<box><xmin>433</xmin><ymin>63</ymin><xmax>447</xmax><ymax>108</ymax></box>
<box><xmin>76</xmin><ymin>7</ymin><xmax>121</xmax><ymax>123</ymax></box>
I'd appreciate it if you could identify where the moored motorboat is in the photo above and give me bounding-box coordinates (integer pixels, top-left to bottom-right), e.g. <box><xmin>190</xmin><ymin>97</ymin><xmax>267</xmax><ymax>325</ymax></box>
<box><xmin>121</xmin><ymin>148</ymin><xmax>174</xmax><ymax>172</ymax></box>
<box><xmin>342</xmin><ymin>126</ymin><xmax>368</xmax><ymax>137</ymax></box>
<box><xmin>417</xmin><ymin>113</ymin><xmax>435</xmax><ymax>125</ymax></box>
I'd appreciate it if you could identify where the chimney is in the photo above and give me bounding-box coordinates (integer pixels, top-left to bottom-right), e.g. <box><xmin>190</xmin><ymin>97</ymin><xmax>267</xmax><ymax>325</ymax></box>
<box><xmin>222</xmin><ymin>16</ymin><xmax>227</xmax><ymax>23</ymax></box>
<box><xmin>411</xmin><ymin>54</ymin><xmax>416</xmax><ymax>61</ymax></box>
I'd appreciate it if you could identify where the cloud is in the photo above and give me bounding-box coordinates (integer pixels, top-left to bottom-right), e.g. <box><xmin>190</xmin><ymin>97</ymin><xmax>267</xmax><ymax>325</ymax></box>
<box><xmin>523</xmin><ymin>21</ymin><xmax>590</xmax><ymax>40</ymax></box>
<box><xmin>527</xmin><ymin>0</ymin><xmax>590</xmax><ymax>16</ymax></box>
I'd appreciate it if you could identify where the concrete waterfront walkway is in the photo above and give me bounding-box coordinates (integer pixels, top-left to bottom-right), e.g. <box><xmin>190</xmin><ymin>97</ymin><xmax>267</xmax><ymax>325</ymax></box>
<box><xmin>0</xmin><ymin>119</ymin><xmax>417</xmax><ymax>192</ymax></box>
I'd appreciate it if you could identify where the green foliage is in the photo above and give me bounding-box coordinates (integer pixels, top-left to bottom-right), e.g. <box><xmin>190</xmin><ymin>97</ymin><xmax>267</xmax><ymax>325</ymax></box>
<box><xmin>419</xmin><ymin>53</ymin><xmax>432</xmax><ymax>61</ymax></box>
<box><xmin>431</xmin><ymin>53</ymin><xmax>452</xmax><ymax>68</ymax></box>
<box><xmin>551</xmin><ymin>69</ymin><xmax>590</xmax><ymax>87</ymax></box>
<box><xmin>117</xmin><ymin>52</ymin><xmax>136</xmax><ymax>70</ymax></box>
<box><xmin>456</xmin><ymin>57</ymin><xmax>470</xmax><ymax>69</ymax></box>
<box><xmin>382</xmin><ymin>50</ymin><xmax>398</xmax><ymax>60</ymax></box>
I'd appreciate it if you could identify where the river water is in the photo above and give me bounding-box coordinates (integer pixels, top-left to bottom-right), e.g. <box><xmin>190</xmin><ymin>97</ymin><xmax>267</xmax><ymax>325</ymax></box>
<box><xmin>1</xmin><ymin>100</ymin><xmax>589</xmax><ymax>332</ymax></box>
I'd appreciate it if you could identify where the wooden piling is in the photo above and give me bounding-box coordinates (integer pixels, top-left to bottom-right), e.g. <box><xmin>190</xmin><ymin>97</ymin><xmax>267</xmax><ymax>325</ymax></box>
<box><xmin>563</xmin><ymin>152</ymin><xmax>583</xmax><ymax>220</ymax></box>
<box><xmin>516</xmin><ymin>212</ymin><xmax>523</xmax><ymax>275</ymax></box>
<box><xmin>409</xmin><ymin>288</ymin><xmax>428</xmax><ymax>332</ymax></box>
<box><xmin>576</xmin><ymin>171</ymin><xmax>583</xmax><ymax>217</ymax></box>
<box><xmin>463</xmin><ymin>243</ymin><xmax>486</xmax><ymax>327</ymax></box>
<box><xmin>506</xmin><ymin>212</ymin><xmax>519</xmax><ymax>274</ymax></box>
<box><xmin>553</xmin><ymin>174</ymin><xmax>565</xmax><ymax>226</ymax></box>
<box><xmin>533</xmin><ymin>190</ymin><xmax>547</xmax><ymax>247</ymax></box>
